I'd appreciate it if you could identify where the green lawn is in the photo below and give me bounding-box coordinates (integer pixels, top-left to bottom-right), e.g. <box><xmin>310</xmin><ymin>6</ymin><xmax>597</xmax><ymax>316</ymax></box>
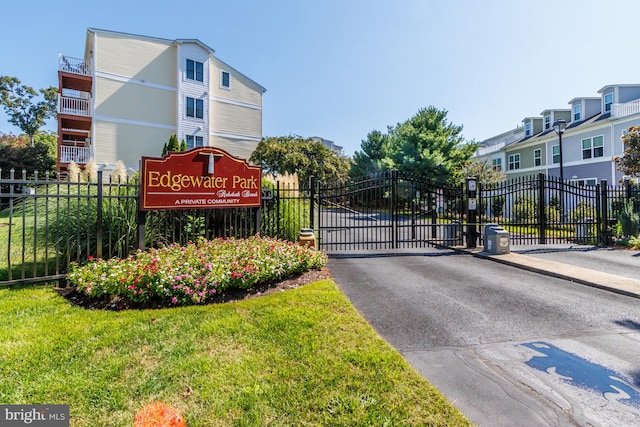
<box><xmin>0</xmin><ymin>281</ymin><xmax>472</xmax><ymax>427</ymax></box>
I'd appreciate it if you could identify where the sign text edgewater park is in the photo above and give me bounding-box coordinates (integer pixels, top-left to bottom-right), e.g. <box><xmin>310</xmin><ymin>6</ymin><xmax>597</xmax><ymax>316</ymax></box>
<box><xmin>140</xmin><ymin>147</ymin><xmax>261</xmax><ymax>210</ymax></box>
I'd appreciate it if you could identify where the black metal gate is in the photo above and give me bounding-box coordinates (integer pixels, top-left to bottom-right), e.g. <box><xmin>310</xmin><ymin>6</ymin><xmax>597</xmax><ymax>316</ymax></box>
<box><xmin>315</xmin><ymin>171</ymin><xmax>465</xmax><ymax>251</ymax></box>
<box><xmin>479</xmin><ymin>173</ymin><xmax>607</xmax><ymax>246</ymax></box>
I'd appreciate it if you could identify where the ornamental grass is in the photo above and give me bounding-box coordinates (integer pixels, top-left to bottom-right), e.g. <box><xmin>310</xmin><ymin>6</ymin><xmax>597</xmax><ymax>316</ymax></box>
<box><xmin>67</xmin><ymin>236</ymin><xmax>327</xmax><ymax>306</ymax></box>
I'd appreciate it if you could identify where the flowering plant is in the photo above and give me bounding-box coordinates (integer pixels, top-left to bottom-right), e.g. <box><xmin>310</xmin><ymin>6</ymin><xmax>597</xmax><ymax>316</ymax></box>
<box><xmin>67</xmin><ymin>236</ymin><xmax>327</xmax><ymax>306</ymax></box>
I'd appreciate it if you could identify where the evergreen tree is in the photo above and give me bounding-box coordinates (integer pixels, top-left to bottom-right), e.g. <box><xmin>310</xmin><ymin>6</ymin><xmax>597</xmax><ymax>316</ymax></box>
<box><xmin>166</xmin><ymin>135</ymin><xmax>180</xmax><ymax>152</ymax></box>
<box><xmin>351</xmin><ymin>106</ymin><xmax>477</xmax><ymax>183</ymax></box>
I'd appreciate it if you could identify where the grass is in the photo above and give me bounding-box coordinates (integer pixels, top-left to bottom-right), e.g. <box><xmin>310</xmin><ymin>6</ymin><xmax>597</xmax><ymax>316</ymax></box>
<box><xmin>0</xmin><ymin>281</ymin><xmax>472</xmax><ymax>427</ymax></box>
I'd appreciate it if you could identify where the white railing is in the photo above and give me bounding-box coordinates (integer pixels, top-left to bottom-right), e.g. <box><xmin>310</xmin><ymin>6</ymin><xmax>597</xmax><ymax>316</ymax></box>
<box><xmin>60</xmin><ymin>146</ymin><xmax>90</xmax><ymax>164</ymax></box>
<box><xmin>58</xmin><ymin>54</ymin><xmax>92</xmax><ymax>76</ymax></box>
<box><xmin>58</xmin><ymin>95</ymin><xmax>92</xmax><ymax>116</ymax></box>
<box><xmin>613</xmin><ymin>99</ymin><xmax>640</xmax><ymax>118</ymax></box>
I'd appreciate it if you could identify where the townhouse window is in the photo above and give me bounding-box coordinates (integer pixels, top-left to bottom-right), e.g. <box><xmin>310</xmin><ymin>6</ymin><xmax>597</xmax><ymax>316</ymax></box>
<box><xmin>573</xmin><ymin>104</ymin><xmax>581</xmax><ymax>121</ymax></box>
<box><xmin>524</xmin><ymin>122</ymin><xmax>531</xmax><ymax>137</ymax></box>
<box><xmin>186</xmin><ymin>59</ymin><xmax>204</xmax><ymax>82</ymax></box>
<box><xmin>186</xmin><ymin>97</ymin><xmax>204</xmax><ymax>119</ymax></box>
<box><xmin>534</xmin><ymin>149</ymin><xmax>542</xmax><ymax>167</ymax></box>
<box><xmin>220</xmin><ymin>70</ymin><xmax>231</xmax><ymax>89</ymax></box>
<box><xmin>544</xmin><ymin>115</ymin><xmax>551</xmax><ymax>130</ymax></box>
<box><xmin>552</xmin><ymin>145</ymin><xmax>560</xmax><ymax>164</ymax></box>
<box><xmin>604</xmin><ymin>93</ymin><xmax>613</xmax><ymax>112</ymax></box>
<box><xmin>582</xmin><ymin>135</ymin><xmax>604</xmax><ymax>159</ymax></box>
<box><xmin>508</xmin><ymin>153</ymin><xmax>520</xmax><ymax>170</ymax></box>
<box><xmin>492</xmin><ymin>158</ymin><xmax>502</xmax><ymax>171</ymax></box>
<box><xmin>186</xmin><ymin>135</ymin><xmax>204</xmax><ymax>149</ymax></box>
<box><xmin>570</xmin><ymin>178</ymin><xmax>597</xmax><ymax>187</ymax></box>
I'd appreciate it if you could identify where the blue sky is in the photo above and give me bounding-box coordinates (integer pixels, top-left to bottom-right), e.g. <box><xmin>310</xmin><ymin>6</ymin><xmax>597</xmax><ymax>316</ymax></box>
<box><xmin>2</xmin><ymin>0</ymin><xmax>640</xmax><ymax>156</ymax></box>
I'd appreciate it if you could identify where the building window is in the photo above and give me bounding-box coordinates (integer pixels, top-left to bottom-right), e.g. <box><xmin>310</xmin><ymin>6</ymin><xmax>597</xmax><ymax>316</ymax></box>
<box><xmin>220</xmin><ymin>70</ymin><xmax>230</xmax><ymax>89</ymax></box>
<box><xmin>544</xmin><ymin>115</ymin><xmax>551</xmax><ymax>130</ymax></box>
<box><xmin>508</xmin><ymin>153</ymin><xmax>520</xmax><ymax>170</ymax></box>
<box><xmin>604</xmin><ymin>92</ymin><xmax>613</xmax><ymax>112</ymax></box>
<box><xmin>552</xmin><ymin>145</ymin><xmax>560</xmax><ymax>164</ymax></box>
<box><xmin>570</xmin><ymin>178</ymin><xmax>597</xmax><ymax>187</ymax></box>
<box><xmin>573</xmin><ymin>104</ymin><xmax>581</xmax><ymax>121</ymax></box>
<box><xmin>534</xmin><ymin>149</ymin><xmax>542</xmax><ymax>166</ymax></box>
<box><xmin>524</xmin><ymin>122</ymin><xmax>531</xmax><ymax>137</ymax></box>
<box><xmin>186</xmin><ymin>59</ymin><xmax>204</xmax><ymax>82</ymax></box>
<box><xmin>186</xmin><ymin>135</ymin><xmax>204</xmax><ymax>149</ymax></box>
<box><xmin>186</xmin><ymin>97</ymin><xmax>203</xmax><ymax>119</ymax></box>
<box><xmin>582</xmin><ymin>135</ymin><xmax>604</xmax><ymax>159</ymax></box>
<box><xmin>492</xmin><ymin>158</ymin><xmax>502</xmax><ymax>171</ymax></box>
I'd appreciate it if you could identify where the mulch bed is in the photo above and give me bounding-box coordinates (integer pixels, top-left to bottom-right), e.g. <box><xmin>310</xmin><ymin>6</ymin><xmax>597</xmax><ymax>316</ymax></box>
<box><xmin>56</xmin><ymin>267</ymin><xmax>332</xmax><ymax>311</ymax></box>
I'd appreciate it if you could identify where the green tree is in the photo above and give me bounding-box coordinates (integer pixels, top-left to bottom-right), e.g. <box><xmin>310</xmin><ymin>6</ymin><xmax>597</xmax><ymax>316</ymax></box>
<box><xmin>0</xmin><ymin>132</ymin><xmax>56</xmax><ymax>175</ymax></box>
<box><xmin>0</xmin><ymin>76</ymin><xmax>58</xmax><ymax>145</ymax></box>
<box><xmin>166</xmin><ymin>135</ymin><xmax>180</xmax><ymax>153</ymax></box>
<box><xmin>250</xmin><ymin>135</ymin><xmax>351</xmax><ymax>186</ymax></box>
<box><xmin>461</xmin><ymin>158</ymin><xmax>505</xmax><ymax>185</ymax></box>
<box><xmin>33</xmin><ymin>130</ymin><xmax>58</xmax><ymax>161</ymax></box>
<box><xmin>349</xmin><ymin>130</ymin><xmax>393</xmax><ymax>179</ymax></box>
<box><xmin>180</xmin><ymin>139</ymin><xmax>187</xmax><ymax>151</ymax></box>
<box><xmin>615</xmin><ymin>125</ymin><xmax>640</xmax><ymax>179</ymax></box>
<box><xmin>351</xmin><ymin>106</ymin><xmax>477</xmax><ymax>183</ymax></box>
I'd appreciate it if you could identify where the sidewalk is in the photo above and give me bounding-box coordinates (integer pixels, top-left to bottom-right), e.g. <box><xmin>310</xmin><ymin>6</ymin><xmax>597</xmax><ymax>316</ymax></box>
<box><xmin>455</xmin><ymin>244</ymin><xmax>640</xmax><ymax>299</ymax></box>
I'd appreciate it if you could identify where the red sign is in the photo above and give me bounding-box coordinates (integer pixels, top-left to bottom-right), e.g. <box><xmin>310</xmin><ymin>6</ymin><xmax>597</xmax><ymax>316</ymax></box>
<box><xmin>140</xmin><ymin>147</ymin><xmax>261</xmax><ymax>210</ymax></box>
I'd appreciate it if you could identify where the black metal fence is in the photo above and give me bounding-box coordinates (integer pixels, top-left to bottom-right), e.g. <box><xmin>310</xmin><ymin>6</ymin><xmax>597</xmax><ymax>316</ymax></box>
<box><xmin>1</xmin><ymin>170</ymin><xmax>309</xmax><ymax>287</ymax></box>
<box><xmin>2</xmin><ymin>169</ymin><xmax>639</xmax><ymax>287</ymax></box>
<box><xmin>479</xmin><ymin>173</ymin><xmax>639</xmax><ymax>246</ymax></box>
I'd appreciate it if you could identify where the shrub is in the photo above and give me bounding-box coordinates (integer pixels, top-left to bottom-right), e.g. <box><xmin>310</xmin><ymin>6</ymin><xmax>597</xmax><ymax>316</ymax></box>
<box><xmin>67</xmin><ymin>236</ymin><xmax>327</xmax><ymax>306</ymax></box>
<box><xmin>617</xmin><ymin>200</ymin><xmax>639</xmax><ymax>237</ymax></box>
<box><xmin>512</xmin><ymin>195</ymin><xmax>537</xmax><ymax>222</ymax></box>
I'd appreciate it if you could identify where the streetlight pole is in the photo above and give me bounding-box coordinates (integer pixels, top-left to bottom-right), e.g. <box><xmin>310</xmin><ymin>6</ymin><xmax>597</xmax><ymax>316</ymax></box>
<box><xmin>552</xmin><ymin>119</ymin><xmax>567</xmax><ymax>183</ymax></box>
<box><xmin>553</xmin><ymin>119</ymin><xmax>568</xmax><ymax>223</ymax></box>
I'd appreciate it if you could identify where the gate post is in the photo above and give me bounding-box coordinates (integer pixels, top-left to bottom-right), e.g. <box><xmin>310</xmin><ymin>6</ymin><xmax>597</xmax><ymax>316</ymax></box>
<box><xmin>537</xmin><ymin>173</ymin><xmax>546</xmax><ymax>244</ymax></box>
<box><xmin>392</xmin><ymin>170</ymin><xmax>398</xmax><ymax>249</ymax></box>
<box><xmin>466</xmin><ymin>177</ymin><xmax>478</xmax><ymax>249</ymax></box>
<box><xmin>600</xmin><ymin>180</ymin><xmax>608</xmax><ymax>246</ymax></box>
<box><xmin>310</xmin><ymin>175</ymin><xmax>316</xmax><ymax>230</ymax></box>
<box><xmin>96</xmin><ymin>171</ymin><xmax>103</xmax><ymax>259</ymax></box>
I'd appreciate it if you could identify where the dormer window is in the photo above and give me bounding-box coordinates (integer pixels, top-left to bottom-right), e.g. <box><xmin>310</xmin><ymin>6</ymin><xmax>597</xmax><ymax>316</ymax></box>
<box><xmin>573</xmin><ymin>104</ymin><xmax>581</xmax><ymax>121</ymax></box>
<box><xmin>604</xmin><ymin>93</ymin><xmax>613</xmax><ymax>112</ymax></box>
<box><xmin>186</xmin><ymin>59</ymin><xmax>204</xmax><ymax>82</ymax></box>
<box><xmin>544</xmin><ymin>115</ymin><xmax>551</xmax><ymax>130</ymax></box>
<box><xmin>524</xmin><ymin>122</ymin><xmax>531</xmax><ymax>137</ymax></box>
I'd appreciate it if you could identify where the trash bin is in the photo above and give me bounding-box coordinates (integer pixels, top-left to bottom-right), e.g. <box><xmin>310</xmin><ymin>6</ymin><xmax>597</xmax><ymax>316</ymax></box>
<box><xmin>484</xmin><ymin>224</ymin><xmax>510</xmax><ymax>255</ymax></box>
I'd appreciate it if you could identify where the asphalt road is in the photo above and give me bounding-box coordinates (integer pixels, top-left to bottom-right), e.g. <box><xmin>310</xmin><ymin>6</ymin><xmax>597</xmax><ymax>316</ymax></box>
<box><xmin>327</xmin><ymin>248</ymin><xmax>640</xmax><ymax>427</ymax></box>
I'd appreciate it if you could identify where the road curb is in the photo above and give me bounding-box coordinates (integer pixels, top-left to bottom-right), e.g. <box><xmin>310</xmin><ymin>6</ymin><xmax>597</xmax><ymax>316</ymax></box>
<box><xmin>448</xmin><ymin>246</ymin><xmax>640</xmax><ymax>300</ymax></box>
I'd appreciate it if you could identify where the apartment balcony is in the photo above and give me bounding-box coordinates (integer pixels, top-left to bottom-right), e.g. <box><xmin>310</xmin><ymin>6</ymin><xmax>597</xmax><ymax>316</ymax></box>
<box><xmin>59</xmin><ymin>145</ymin><xmax>91</xmax><ymax>165</ymax></box>
<box><xmin>612</xmin><ymin>99</ymin><xmax>640</xmax><ymax>119</ymax></box>
<box><xmin>58</xmin><ymin>94</ymin><xmax>92</xmax><ymax>117</ymax></box>
<box><xmin>58</xmin><ymin>54</ymin><xmax>92</xmax><ymax>93</ymax></box>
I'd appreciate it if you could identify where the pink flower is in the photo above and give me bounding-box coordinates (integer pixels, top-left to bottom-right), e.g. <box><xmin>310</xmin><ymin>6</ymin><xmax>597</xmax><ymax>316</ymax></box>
<box><xmin>171</xmin><ymin>297</ymin><xmax>178</xmax><ymax>304</ymax></box>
